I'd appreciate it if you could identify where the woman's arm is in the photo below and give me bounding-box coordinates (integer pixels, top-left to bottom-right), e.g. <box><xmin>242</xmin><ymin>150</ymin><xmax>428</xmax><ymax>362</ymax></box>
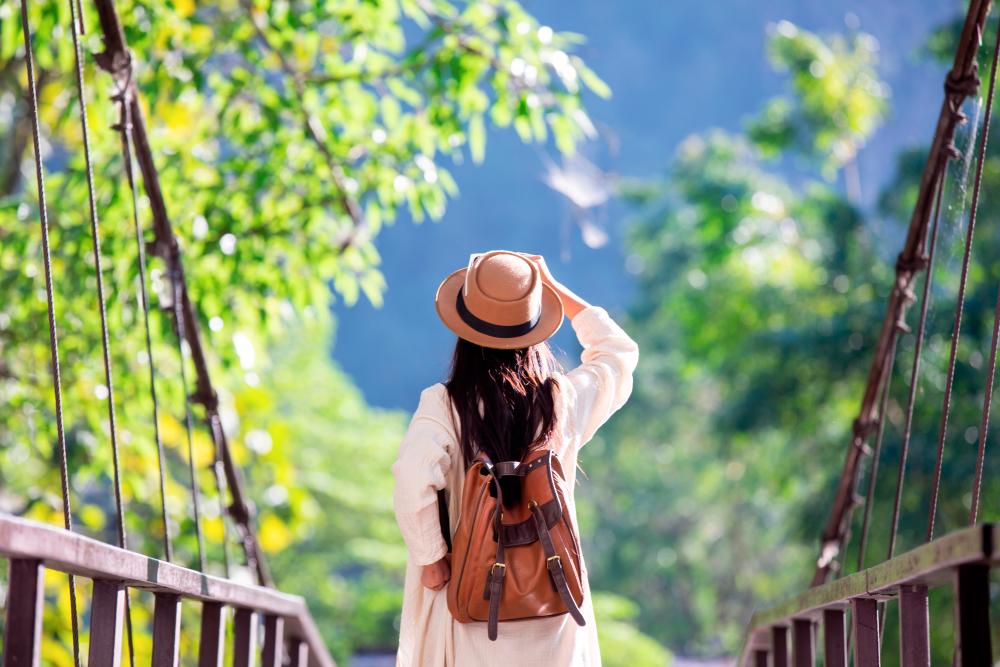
<box><xmin>525</xmin><ymin>253</ymin><xmax>639</xmax><ymax>445</ymax></box>
<box><xmin>392</xmin><ymin>387</ymin><xmax>454</xmax><ymax>577</ymax></box>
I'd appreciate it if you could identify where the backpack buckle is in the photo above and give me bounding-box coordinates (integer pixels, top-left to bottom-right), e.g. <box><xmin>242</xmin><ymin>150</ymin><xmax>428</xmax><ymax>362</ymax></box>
<box><xmin>491</xmin><ymin>562</ymin><xmax>507</xmax><ymax>576</ymax></box>
<box><xmin>546</xmin><ymin>555</ymin><xmax>561</xmax><ymax>564</ymax></box>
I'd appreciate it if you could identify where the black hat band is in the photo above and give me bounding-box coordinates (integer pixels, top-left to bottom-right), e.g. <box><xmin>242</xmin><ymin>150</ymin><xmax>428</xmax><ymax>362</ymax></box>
<box><xmin>456</xmin><ymin>290</ymin><xmax>540</xmax><ymax>339</ymax></box>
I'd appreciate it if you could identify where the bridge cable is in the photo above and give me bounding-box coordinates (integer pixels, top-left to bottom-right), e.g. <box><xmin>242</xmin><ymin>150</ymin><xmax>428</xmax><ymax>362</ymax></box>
<box><xmin>170</xmin><ymin>273</ymin><xmax>207</xmax><ymax>571</ymax></box>
<box><xmin>926</xmin><ymin>18</ymin><xmax>1000</xmax><ymax>543</ymax></box>
<box><xmin>67</xmin><ymin>0</ymin><xmax>134</xmax><ymax>571</ymax></box>
<box><xmin>969</xmin><ymin>197</ymin><xmax>1000</xmax><ymax>522</ymax></box>
<box><xmin>885</xmin><ymin>166</ymin><xmax>946</xmax><ymax>560</ymax></box>
<box><xmin>17</xmin><ymin>1</ymin><xmax>82</xmax><ymax>663</ymax></box>
<box><xmin>856</xmin><ymin>331</ymin><xmax>899</xmax><ymax>571</ymax></box>
<box><xmin>111</xmin><ymin>72</ymin><xmax>174</xmax><ymax>564</ymax></box>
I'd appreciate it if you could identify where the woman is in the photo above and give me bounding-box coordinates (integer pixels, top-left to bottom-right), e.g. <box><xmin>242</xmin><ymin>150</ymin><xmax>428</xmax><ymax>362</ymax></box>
<box><xmin>392</xmin><ymin>250</ymin><xmax>639</xmax><ymax>666</ymax></box>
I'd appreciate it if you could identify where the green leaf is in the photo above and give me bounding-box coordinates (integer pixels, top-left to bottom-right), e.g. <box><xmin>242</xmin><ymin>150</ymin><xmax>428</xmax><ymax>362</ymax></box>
<box><xmin>469</xmin><ymin>114</ymin><xmax>486</xmax><ymax>164</ymax></box>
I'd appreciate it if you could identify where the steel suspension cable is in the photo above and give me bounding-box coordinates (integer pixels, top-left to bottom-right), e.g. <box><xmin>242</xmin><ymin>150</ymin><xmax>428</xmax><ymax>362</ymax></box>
<box><xmin>856</xmin><ymin>334</ymin><xmax>898</xmax><ymax>571</ymax></box>
<box><xmin>209</xmin><ymin>412</ymin><xmax>234</xmax><ymax>577</ymax></box>
<box><xmin>171</xmin><ymin>270</ymin><xmax>207</xmax><ymax>571</ymax></box>
<box><xmin>969</xmin><ymin>227</ymin><xmax>1000</xmax><ymax>523</ymax></box>
<box><xmin>886</xmin><ymin>167</ymin><xmax>946</xmax><ymax>559</ymax></box>
<box><xmin>926</xmin><ymin>20</ymin><xmax>1000</xmax><ymax>543</ymax></box>
<box><xmin>112</xmin><ymin>75</ymin><xmax>173</xmax><ymax>564</ymax></box>
<box><xmin>18</xmin><ymin>2</ymin><xmax>82</xmax><ymax>663</ymax></box>
<box><xmin>67</xmin><ymin>0</ymin><xmax>128</xmax><ymax>555</ymax></box>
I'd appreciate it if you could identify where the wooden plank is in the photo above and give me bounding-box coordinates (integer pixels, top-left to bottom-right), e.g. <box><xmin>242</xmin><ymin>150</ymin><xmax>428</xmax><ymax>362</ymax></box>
<box><xmin>753</xmin><ymin>649</ymin><xmax>768</xmax><ymax>667</ymax></box>
<box><xmin>233</xmin><ymin>608</ymin><xmax>258</xmax><ymax>667</ymax></box>
<box><xmin>792</xmin><ymin>619</ymin><xmax>814</xmax><ymax>667</ymax></box>
<box><xmin>88</xmin><ymin>580</ymin><xmax>126</xmax><ymax>667</ymax></box>
<box><xmin>261</xmin><ymin>614</ymin><xmax>284</xmax><ymax>667</ymax></box>
<box><xmin>823</xmin><ymin>608</ymin><xmax>847</xmax><ymax>667</ymax></box>
<box><xmin>956</xmin><ymin>564</ymin><xmax>992</xmax><ymax>666</ymax></box>
<box><xmin>152</xmin><ymin>594</ymin><xmax>182</xmax><ymax>667</ymax></box>
<box><xmin>0</xmin><ymin>513</ymin><xmax>335</xmax><ymax>667</ymax></box>
<box><xmin>898</xmin><ymin>585</ymin><xmax>929</xmax><ymax>667</ymax></box>
<box><xmin>3</xmin><ymin>559</ymin><xmax>45</xmax><ymax>667</ymax></box>
<box><xmin>852</xmin><ymin>598</ymin><xmax>881</xmax><ymax>667</ymax></box>
<box><xmin>772</xmin><ymin>626</ymin><xmax>789</xmax><ymax>667</ymax></box>
<box><xmin>198</xmin><ymin>602</ymin><xmax>226</xmax><ymax>667</ymax></box>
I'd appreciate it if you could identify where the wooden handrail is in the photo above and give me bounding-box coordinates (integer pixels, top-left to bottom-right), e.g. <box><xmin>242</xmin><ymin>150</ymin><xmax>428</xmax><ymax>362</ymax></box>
<box><xmin>739</xmin><ymin>524</ymin><xmax>997</xmax><ymax>665</ymax></box>
<box><xmin>0</xmin><ymin>513</ymin><xmax>336</xmax><ymax>667</ymax></box>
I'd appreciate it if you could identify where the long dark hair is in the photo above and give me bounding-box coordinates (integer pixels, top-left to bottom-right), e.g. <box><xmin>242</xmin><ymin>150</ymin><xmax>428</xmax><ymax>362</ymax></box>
<box><xmin>445</xmin><ymin>338</ymin><xmax>562</xmax><ymax>470</ymax></box>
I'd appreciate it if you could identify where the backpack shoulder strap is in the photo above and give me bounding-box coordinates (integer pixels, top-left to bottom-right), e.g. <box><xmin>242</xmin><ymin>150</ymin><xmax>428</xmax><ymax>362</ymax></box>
<box><xmin>530</xmin><ymin>501</ymin><xmax>586</xmax><ymax>627</ymax></box>
<box><xmin>436</xmin><ymin>489</ymin><xmax>452</xmax><ymax>553</ymax></box>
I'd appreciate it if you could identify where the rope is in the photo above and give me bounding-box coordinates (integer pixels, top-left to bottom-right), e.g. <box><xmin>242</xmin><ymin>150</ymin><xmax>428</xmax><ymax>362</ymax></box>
<box><xmin>927</xmin><ymin>20</ymin><xmax>1000</xmax><ymax>543</ymax></box>
<box><xmin>171</xmin><ymin>268</ymin><xmax>207</xmax><ymax>570</ymax></box>
<box><xmin>111</xmin><ymin>74</ymin><xmax>173</xmax><ymax>563</ymax></box>
<box><xmin>886</xmin><ymin>167</ymin><xmax>945</xmax><ymax>559</ymax></box>
<box><xmin>19</xmin><ymin>1</ymin><xmax>82</xmax><ymax>662</ymax></box>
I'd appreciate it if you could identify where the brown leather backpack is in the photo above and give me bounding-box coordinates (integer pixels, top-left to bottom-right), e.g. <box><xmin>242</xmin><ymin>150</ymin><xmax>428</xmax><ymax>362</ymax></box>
<box><xmin>440</xmin><ymin>447</ymin><xmax>586</xmax><ymax>640</ymax></box>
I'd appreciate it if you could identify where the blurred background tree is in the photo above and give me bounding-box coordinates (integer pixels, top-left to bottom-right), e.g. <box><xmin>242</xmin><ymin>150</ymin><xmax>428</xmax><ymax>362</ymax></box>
<box><xmin>579</xmin><ymin>14</ymin><xmax>1000</xmax><ymax>662</ymax></box>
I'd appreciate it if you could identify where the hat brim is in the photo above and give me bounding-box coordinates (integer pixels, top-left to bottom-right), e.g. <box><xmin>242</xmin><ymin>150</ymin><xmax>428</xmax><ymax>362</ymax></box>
<box><xmin>435</xmin><ymin>268</ymin><xmax>564</xmax><ymax>350</ymax></box>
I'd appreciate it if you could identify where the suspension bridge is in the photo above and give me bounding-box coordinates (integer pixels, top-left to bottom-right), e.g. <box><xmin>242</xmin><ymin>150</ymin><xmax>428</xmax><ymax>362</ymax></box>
<box><xmin>2</xmin><ymin>0</ymin><xmax>1000</xmax><ymax>665</ymax></box>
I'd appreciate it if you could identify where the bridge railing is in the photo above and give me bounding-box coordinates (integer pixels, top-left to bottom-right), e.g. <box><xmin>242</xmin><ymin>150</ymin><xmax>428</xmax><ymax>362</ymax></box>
<box><xmin>738</xmin><ymin>524</ymin><xmax>995</xmax><ymax>666</ymax></box>
<box><xmin>1</xmin><ymin>513</ymin><xmax>336</xmax><ymax>667</ymax></box>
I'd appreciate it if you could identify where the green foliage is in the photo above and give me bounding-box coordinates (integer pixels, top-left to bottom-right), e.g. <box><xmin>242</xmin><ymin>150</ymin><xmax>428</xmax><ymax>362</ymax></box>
<box><xmin>0</xmin><ymin>0</ymin><xmax>606</xmax><ymax>661</ymax></box>
<box><xmin>749</xmin><ymin>21</ymin><xmax>887</xmax><ymax>179</ymax></box>
<box><xmin>585</xmin><ymin>14</ymin><xmax>1000</xmax><ymax>661</ymax></box>
<box><xmin>581</xmin><ymin>24</ymin><xmax>892</xmax><ymax>655</ymax></box>
<box><xmin>592</xmin><ymin>592</ymin><xmax>673</xmax><ymax>667</ymax></box>
<box><xmin>234</xmin><ymin>322</ymin><xmax>409</xmax><ymax>659</ymax></box>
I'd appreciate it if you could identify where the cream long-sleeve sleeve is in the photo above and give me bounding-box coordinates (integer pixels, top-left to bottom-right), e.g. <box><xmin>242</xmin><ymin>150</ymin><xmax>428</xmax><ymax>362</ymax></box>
<box><xmin>560</xmin><ymin>306</ymin><xmax>640</xmax><ymax>447</ymax></box>
<box><xmin>392</xmin><ymin>388</ymin><xmax>455</xmax><ymax>567</ymax></box>
<box><xmin>392</xmin><ymin>305</ymin><xmax>639</xmax><ymax>666</ymax></box>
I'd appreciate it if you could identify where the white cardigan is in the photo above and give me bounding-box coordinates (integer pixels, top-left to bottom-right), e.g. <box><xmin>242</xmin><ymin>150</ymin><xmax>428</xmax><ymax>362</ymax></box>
<box><xmin>392</xmin><ymin>306</ymin><xmax>640</xmax><ymax>666</ymax></box>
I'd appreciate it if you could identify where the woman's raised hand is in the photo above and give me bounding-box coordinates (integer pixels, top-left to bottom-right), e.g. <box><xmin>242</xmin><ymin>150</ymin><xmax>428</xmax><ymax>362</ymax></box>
<box><xmin>524</xmin><ymin>254</ymin><xmax>557</xmax><ymax>288</ymax></box>
<box><xmin>523</xmin><ymin>253</ymin><xmax>590</xmax><ymax>320</ymax></box>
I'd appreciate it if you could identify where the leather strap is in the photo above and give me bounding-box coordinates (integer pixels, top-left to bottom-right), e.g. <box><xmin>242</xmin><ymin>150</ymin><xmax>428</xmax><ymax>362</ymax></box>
<box><xmin>491</xmin><ymin>455</ymin><xmax>547</xmax><ymax>478</ymax></box>
<box><xmin>487</xmin><ymin>467</ymin><xmax>507</xmax><ymax>641</ymax></box>
<box><xmin>530</xmin><ymin>503</ymin><xmax>586</xmax><ymax>627</ymax></box>
<box><xmin>436</xmin><ymin>489</ymin><xmax>452</xmax><ymax>553</ymax></box>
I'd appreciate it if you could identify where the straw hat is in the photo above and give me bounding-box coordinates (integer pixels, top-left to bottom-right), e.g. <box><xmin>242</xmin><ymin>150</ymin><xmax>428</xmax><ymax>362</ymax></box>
<box><xmin>435</xmin><ymin>250</ymin><xmax>564</xmax><ymax>349</ymax></box>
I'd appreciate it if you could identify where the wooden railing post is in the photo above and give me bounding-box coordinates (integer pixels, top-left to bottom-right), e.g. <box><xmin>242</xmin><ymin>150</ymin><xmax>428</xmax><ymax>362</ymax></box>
<box><xmin>852</xmin><ymin>598</ymin><xmax>881</xmax><ymax>667</ymax></box>
<box><xmin>956</xmin><ymin>564</ymin><xmax>992</xmax><ymax>665</ymax></box>
<box><xmin>792</xmin><ymin>618</ymin><xmax>815</xmax><ymax>667</ymax></box>
<box><xmin>199</xmin><ymin>601</ymin><xmax>226</xmax><ymax>667</ymax></box>
<box><xmin>772</xmin><ymin>626</ymin><xmax>789</xmax><ymax>667</ymax></box>
<box><xmin>233</xmin><ymin>608</ymin><xmax>259</xmax><ymax>667</ymax></box>
<box><xmin>89</xmin><ymin>580</ymin><xmax>126</xmax><ymax>667</ymax></box>
<box><xmin>261</xmin><ymin>614</ymin><xmax>284</xmax><ymax>667</ymax></box>
<box><xmin>899</xmin><ymin>585</ymin><xmax>929</xmax><ymax>667</ymax></box>
<box><xmin>152</xmin><ymin>594</ymin><xmax>182</xmax><ymax>667</ymax></box>
<box><xmin>3</xmin><ymin>559</ymin><xmax>45</xmax><ymax>667</ymax></box>
<box><xmin>288</xmin><ymin>640</ymin><xmax>309</xmax><ymax>667</ymax></box>
<box><xmin>823</xmin><ymin>609</ymin><xmax>847</xmax><ymax>667</ymax></box>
